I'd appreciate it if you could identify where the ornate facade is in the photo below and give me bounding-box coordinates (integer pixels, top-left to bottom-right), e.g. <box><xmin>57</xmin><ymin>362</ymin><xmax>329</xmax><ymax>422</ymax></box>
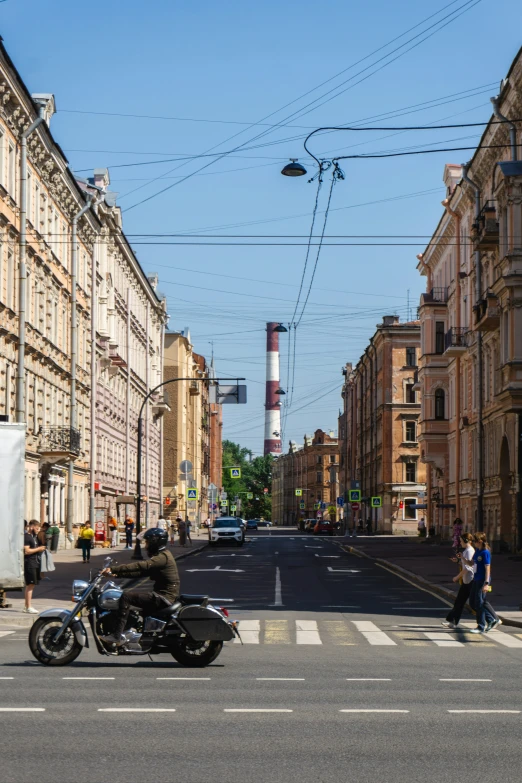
<box><xmin>416</xmin><ymin>47</ymin><xmax>522</xmax><ymax>548</ymax></box>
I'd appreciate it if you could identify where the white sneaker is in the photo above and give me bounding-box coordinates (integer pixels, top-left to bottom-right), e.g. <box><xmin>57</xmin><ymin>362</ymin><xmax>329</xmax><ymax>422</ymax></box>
<box><xmin>22</xmin><ymin>607</ymin><xmax>39</xmax><ymax>614</ymax></box>
<box><xmin>441</xmin><ymin>620</ymin><xmax>456</xmax><ymax>628</ymax></box>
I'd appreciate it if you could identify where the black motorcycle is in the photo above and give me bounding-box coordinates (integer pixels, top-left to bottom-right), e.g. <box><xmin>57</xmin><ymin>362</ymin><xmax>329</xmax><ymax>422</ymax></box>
<box><xmin>28</xmin><ymin>558</ymin><xmax>240</xmax><ymax>667</ymax></box>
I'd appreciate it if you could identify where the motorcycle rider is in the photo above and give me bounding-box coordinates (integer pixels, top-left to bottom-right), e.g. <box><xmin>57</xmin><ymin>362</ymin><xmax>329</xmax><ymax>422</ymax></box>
<box><xmin>100</xmin><ymin>527</ymin><xmax>180</xmax><ymax>646</ymax></box>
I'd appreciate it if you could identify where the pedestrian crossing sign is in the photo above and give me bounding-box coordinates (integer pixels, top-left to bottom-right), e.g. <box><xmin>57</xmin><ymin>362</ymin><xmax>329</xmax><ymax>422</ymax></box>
<box><xmin>295</xmin><ymin>489</ymin><xmax>303</xmax><ymax>496</ymax></box>
<box><xmin>231</xmin><ymin>505</ymin><xmax>237</xmax><ymax>512</ymax></box>
<box><xmin>314</xmin><ymin>502</ymin><xmax>320</xmax><ymax>510</ymax></box>
<box><xmin>230</xmin><ymin>468</ymin><xmax>241</xmax><ymax>479</ymax></box>
<box><xmin>247</xmin><ymin>492</ymin><xmax>253</xmax><ymax>500</ymax></box>
<box><xmin>349</xmin><ymin>489</ymin><xmax>361</xmax><ymax>503</ymax></box>
<box><xmin>299</xmin><ymin>502</ymin><xmax>305</xmax><ymax>509</ymax></box>
<box><xmin>371</xmin><ymin>496</ymin><xmax>382</xmax><ymax>508</ymax></box>
<box><xmin>186</xmin><ymin>488</ymin><xmax>198</xmax><ymax>500</ymax></box>
<box><xmin>221</xmin><ymin>499</ymin><xmax>228</xmax><ymax>506</ymax></box>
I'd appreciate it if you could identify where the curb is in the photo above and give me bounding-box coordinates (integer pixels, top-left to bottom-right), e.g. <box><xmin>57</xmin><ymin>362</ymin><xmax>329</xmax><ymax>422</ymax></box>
<box><xmin>0</xmin><ymin>542</ymin><xmax>209</xmax><ymax>628</ymax></box>
<box><xmin>343</xmin><ymin>544</ymin><xmax>522</xmax><ymax>630</ymax></box>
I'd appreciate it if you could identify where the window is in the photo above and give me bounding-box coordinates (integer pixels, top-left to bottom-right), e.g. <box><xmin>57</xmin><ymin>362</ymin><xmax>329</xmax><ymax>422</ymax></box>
<box><xmin>405</xmin><ymin>347</ymin><xmax>416</xmax><ymax>367</ymax></box>
<box><xmin>434</xmin><ymin>388</ymin><xmax>445</xmax><ymax>420</ymax></box>
<box><xmin>329</xmin><ymin>455</ymin><xmax>336</xmax><ymax>463</ymax></box>
<box><xmin>435</xmin><ymin>321</ymin><xmax>445</xmax><ymax>354</ymax></box>
<box><xmin>0</xmin><ymin>129</ymin><xmax>4</xmax><ymax>188</ymax></box>
<box><xmin>316</xmin><ymin>455</ymin><xmax>322</xmax><ymax>464</ymax></box>
<box><xmin>316</xmin><ymin>471</ymin><xmax>323</xmax><ymax>483</ymax></box>
<box><xmin>7</xmin><ymin>248</ymin><xmax>15</xmax><ymax>310</ymax></box>
<box><xmin>404</xmin><ymin>498</ymin><xmax>417</xmax><ymax>520</ymax></box>
<box><xmin>405</xmin><ymin>421</ymin><xmax>416</xmax><ymax>442</ymax></box>
<box><xmin>405</xmin><ymin>461</ymin><xmax>417</xmax><ymax>483</ymax></box>
<box><xmin>8</xmin><ymin>143</ymin><xmax>15</xmax><ymax>198</ymax></box>
<box><xmin>405</xmin><ymin>384</ymin><xmax>416</xmax><ymax>404</ymax></box>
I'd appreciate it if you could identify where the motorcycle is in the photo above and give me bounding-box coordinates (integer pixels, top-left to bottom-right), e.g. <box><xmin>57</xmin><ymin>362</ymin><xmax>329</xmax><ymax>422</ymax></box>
<box><xmin>28</xmin><ymin>558</ymin><xmax>240</xmax><ymax>667</ymax></box>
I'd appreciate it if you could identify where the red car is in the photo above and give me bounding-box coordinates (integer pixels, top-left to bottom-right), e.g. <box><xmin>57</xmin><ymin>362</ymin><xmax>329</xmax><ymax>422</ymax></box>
<box><xmin>313</xmin><ymin>519</ymin><xmax>334</xmax><ymax>536</ymax></box>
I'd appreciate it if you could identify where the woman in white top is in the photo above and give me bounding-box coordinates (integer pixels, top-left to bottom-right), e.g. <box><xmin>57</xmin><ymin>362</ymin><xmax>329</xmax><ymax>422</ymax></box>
<box><xmin>442</xmin><ymin>532</ymin><xmax>475</xmax><ymax>629</ymax></box>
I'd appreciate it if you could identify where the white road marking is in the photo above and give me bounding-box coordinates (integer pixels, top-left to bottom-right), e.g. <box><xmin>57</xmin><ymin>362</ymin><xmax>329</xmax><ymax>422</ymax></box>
<box><xmin>272</xmin><ymin>567</ymin><xmax>283</xmax><ymax>607</ymax></box>
<box><xmin>440</xmin><ymin>679</ymin><xmax>492</xmax><ymax>682</ymax></box>
<box><xmin>62</xmin><ymin>677</ymin><xmax>115</xmax><ymax>680</ymax></box>
<box><xmin>0</xmin><ymin>631</ymin><xmax>15</xmax><ymax>638</ymax></box>
<box><xmin>0</xmin><ymin>708</ymin><xmax>45</xmax><ymax>712</ymax></box>
<box><xmin>322</xmin><ymin>605</ymin><xmax>361</xmax><ymax>608</ymax></box>
<box><xmin>157</xmin><ymin>677</ymin><xmax>210</xmax><ymax>680</ymax></box>
<box><xmin>186</xmin><ymin>566</ymin><xmax>244</xmax><ymax>573</ymax></box>
<box><xmin>460</xmin><ymin>622</ymin><xmax>522</xmax><ymax>647</ymax></box>
<box><xmin>448</xmin><ymin>710</ymin><xmax>520</xmax><ymax>714</ymax></box>
<box><xmin>296</xmin><ymin>620</ymin><xmax>322</xmax><ymax>645</ymax></box>
<box><xmin>340</xmin><ymin>709</ymin><xmax>409</xmax><ymax>713</ymax></box>
<box><xmin>391</xmin><ymin>607</ymin><xmax>447</xmax><ymax>611</ymax></box>
<box><xmin>234</xmin><ymin>619</ymin><xmax>260</xmax><ymax>644</ymax></box>
<box><xmin>98</xmin><ymin>708</ymin><xmax>177</xmax><ymax>713</ymax></box>
<box><xmin>423</xmin><ymin>633</ymin><xmax>463</xmax><ymax>647</ymax></box>
<box><xmin>351</xmin><ymin>621</ymin><xmax>397</xmax><ymax>646</ymax></box>
<box><xmin>0</xmin><ymin>677</ymin><xmax>14</xmax><ymax>680</ymax></box>
<box><xmin>224</xmin><ymin>709</ymin><xmax>293</xmax><ymax>713</ymax></box>
<box><xmin>327</xmin><ymin>567</ymin><xmax>361</xmax><ymax>573</ymax></box>
<box><xmin>208</xmin><ymin>554</ymin><xmax>252</xmax><ymax>558</ymax></box>
<box><xmin>256</xmin><ymin>678</ymin><xmax>305</xmax><ymax>681</ymax></box>
<box><xmin>346</xmin><ymin>678</ymin><xmax>392</xmax><ymax>681</ymax></box>
<box><xmin>315</xmin><ymin>554</ymin><xmax>340</xmax><ymax>558</ymax></box>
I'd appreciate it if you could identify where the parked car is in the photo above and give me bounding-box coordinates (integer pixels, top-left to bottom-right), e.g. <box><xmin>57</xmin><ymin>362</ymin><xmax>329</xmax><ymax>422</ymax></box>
<box><xmin>257</xmin><ymin>520</ymin><xmax>272</xmax><ymax>527</ymax></box>
<box><xmin>209</xmin><ymin>517</ymin><xmax>245</xmax><ymax>547</ymax></box>
<box><xmin>246</xmin><ymin>519</ymin><xmax>258</xmax><ymax>530</ymax></box>
<box><xmin>314</xmin><ymin>519</ymin><xmax>334</xmax><ymax>536</ymax></box>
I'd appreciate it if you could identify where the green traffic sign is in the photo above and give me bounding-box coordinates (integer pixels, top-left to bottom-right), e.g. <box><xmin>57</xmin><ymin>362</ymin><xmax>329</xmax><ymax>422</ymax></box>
<box><xmin>230</xmin><ymin>505</ymin><xmax>237</xmax><ymax>512</ymax></box>
<box><xmin>247</xmin><ymin>492</ymin><xmax>253</xmax><ymax>500</ymax></box>
<box><xmin>314</xmin><ymin>502</ymin><xmax>320</xmax><ymax>510</ymax></box>
<box><xmin>295</xmin><ymin>489</ymin><xmax>303</xmax><ymax>497</ymax></box>
<box><xmin>349</xmin><ymin>489</ymin><xmax>361</xmax><ymax>503</ymax></box>
<box><xmin>371</xmin><ymin>496</ymin><xmax>382</xmax><ymax>508</ymax></box>
<box><xmin>299</xmin><ymin>502</ymin><xmax>305</xmax><ymax>510</ymax></box>
<box><xmin>221</xmin><ymin>498</ymin><xmax>228</xmax><ymax>506</ymax></box>
<box><xmin>230</xmin><ymin>468</ymin><xmax>241</xmax><ymax>479</ymax></box>
<box><xmin>186</xmin><ymin>488</ymin><xmax>198</xmax><ymax>500</ymax></box>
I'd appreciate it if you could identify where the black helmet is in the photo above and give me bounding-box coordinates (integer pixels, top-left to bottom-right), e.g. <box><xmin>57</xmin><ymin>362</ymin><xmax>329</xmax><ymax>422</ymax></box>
<box><xmin>140</xmin><ymin>527</ymin><xmax>168</xmax><ymax>555</ymax></box>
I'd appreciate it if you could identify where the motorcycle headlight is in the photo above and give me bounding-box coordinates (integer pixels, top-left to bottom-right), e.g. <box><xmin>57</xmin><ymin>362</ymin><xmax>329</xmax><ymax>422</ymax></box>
<box><xmin>72</xmin><ymin>580</ymin><xmax>89</xmax><ymax>602</ymax></box>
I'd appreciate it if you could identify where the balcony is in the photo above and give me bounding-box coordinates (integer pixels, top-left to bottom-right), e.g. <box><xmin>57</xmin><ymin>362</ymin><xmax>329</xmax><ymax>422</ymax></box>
<box><xmin>473</xmin><ymin>292</ymin><xmax>500</xmax><ymax>331</ymax></box>
<box><xmin>189</xmin><ymin>381</ymin><xmax>200</xmax><ymax>397</ymax></box>
<box><xmin>471</xmin><ymin>201</ymin><xmax>499</xmax><ymax>251</ymax></box>
<box><xmin>38</xmin><ymin>426</ymin><xmax>81</xmax><ymax>462</ymax></box>
<box><xmin>152</xmin><ymin>391</ymin><xmax>171</xmax><ymax>419</ymax></box>
<box><xmin>421</xmin><ymin>287</ymin><xmax>448</xmax><ymax>305</ymax></box>
<box><xmin>444</xmin><ymin>327</ymin><xmax>468</xmax><ymax>357</ymax></box>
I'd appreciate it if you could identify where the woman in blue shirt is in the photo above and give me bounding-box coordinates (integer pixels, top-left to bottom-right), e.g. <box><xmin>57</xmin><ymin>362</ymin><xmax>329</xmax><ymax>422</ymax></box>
<box><xmin>464</xmin><ymin>533</ymin><xmax>500</xmax><ymax>634</ymax></box>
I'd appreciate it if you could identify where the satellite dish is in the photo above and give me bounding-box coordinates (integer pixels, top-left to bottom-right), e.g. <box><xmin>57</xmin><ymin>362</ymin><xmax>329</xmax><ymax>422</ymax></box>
<box><xmin>179</xmin><ymin>460</ymin><xmax>193</xmax><ymax>475</ymax></box>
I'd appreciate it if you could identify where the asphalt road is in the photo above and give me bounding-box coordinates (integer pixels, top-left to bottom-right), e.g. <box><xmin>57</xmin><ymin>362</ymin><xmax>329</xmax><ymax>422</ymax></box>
<box><xmin>1</xmin><ymin>529</ymin><xmax>522</xmax><ymax>783</ymax></box>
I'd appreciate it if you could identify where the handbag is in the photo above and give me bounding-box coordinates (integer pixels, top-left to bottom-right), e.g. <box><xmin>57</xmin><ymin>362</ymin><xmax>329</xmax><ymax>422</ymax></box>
<box><xmin>41</xmin><ymin>549</ymin><xmax>56</xmax><ymax>573</ymax></box>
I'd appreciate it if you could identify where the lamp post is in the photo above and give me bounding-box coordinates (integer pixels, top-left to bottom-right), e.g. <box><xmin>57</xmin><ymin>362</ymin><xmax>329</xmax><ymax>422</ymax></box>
<box><xmin>133</xmin><ymin>376</ymin><xmax>245</xmax><ymax>559</ymax></box>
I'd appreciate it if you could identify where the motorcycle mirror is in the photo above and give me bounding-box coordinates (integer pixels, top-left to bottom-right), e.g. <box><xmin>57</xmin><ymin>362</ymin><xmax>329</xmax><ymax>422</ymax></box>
<box><xmin>103</xmin><ymin>556</ymin><xmax>113</xmax><ymax>567</ymax></box>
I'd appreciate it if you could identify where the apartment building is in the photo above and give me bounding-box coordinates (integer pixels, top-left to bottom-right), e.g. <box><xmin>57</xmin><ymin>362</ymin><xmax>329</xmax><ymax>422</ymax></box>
<box><xmin>338</xmin><ymin>316</ymin><xmax>426</xmax><ymax>534</ymax></box>
<box><xmin>272</xmin><ymin>429</ymin><xmax>339</xmax><ymax>526</ymax></box>
<box><xmin>416</xmin><ymin>46</ymin><xmax>522</xmax><ymax>549</ymax></box>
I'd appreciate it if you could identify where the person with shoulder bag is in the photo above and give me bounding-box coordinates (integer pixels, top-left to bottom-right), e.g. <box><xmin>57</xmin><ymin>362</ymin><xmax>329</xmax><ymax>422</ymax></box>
<box><xmin>442</xmin><ymin>532</ymin><xmax>475</xmax><ymax>629</ymax></box>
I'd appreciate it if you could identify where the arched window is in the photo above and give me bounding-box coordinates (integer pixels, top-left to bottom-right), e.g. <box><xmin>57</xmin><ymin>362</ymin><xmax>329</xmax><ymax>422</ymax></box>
<box><xmin>434</xmin><ymin>388</ymin><xmax>445</xmax><ymax>420</ymax></box>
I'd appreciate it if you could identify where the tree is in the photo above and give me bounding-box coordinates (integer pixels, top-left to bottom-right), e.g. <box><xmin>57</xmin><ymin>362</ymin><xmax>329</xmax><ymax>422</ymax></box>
<box><xmin>221</xmin><ymin>440</ymin><xmax>273</xmax><ymax>520</ymax></box>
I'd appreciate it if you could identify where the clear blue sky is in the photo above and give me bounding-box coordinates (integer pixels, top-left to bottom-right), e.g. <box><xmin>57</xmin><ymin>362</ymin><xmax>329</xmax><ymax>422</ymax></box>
<box><xmin>3</xmin><ymin>0</ymin><xmax>521</xmax><ymax>453</ymax></box>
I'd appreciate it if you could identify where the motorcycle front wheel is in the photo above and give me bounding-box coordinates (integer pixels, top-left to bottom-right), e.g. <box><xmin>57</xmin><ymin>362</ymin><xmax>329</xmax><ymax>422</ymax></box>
<box><xmin>28</xmin><ymin>618</ymin><xmax>83</xmax><ymax>666</ymax></box>
<box><xmin>170</xmin><ymin>638</ymin><xmax>223</xmax><ymax>667</ymax></box>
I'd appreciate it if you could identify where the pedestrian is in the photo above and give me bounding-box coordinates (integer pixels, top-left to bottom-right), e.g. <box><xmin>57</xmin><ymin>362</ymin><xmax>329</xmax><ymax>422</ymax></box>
<box><xmin>124</xmin><ymin>516</ymin><xmax>134</xmax><ymax>549</ymax></box>
<box><xmin>452</xmin><ymin>518</ymin><xmax>463</xmax><ymax>550</ymax></box>
<box><xmin>169</xmin><ymin>521</ymin><xmax>176</xmax><ymax>546</ymax></box>
<box><xmin>47</xmin><ymin>522</ymin><xmax>60</xmax><ymax>553</ymax></box>
<box><xmin>204</xmin><ymin>516</ymin><xmax>211</xmax><ymax>530</ymax></box>
<box><xmin>157</xmin><ymin>515</ymin><xmax>168</xmax><ymax>532</ymax></box>
<box><xmin>177</xmin><ymin>516</ymin><xmax>187</xmax><ymax>547</ymax></box>
<box><xmin>37</xmin><ymin>521</ymin><xmax>50</xmax><ymax>548</ymax></box>
<box><xmin>441</xmin><ymin>532</ymin><xmax>475</xmax><ymax>629</ymax></box>
<box><xmin>186</xmin><ymin>519</ymin><xmax>192</xmax><ymax>545</ymax></box>
<box><xmin>466</xmin><ymin>532</ymin><xmax>501</xmax><ymax>634</ymax></box>
<box><xmin>366</xmin><ymin>517</ymin><xmax>372</xmax><ymax>535</ymax></box>
<box><xmin>23</xmin><ymin>521</ymin><xmax>47</xmax><ymax>614</ymax></box>
<box><xmin>417</xmin><ymin>518</ymin><xmax>426</xmax><ymax>537</ymax></box>
<box><xmin>108</xmin><ymin>517</ymin><xmax>118</xmax><ymax>548</ymax></box>
<box><xmin>79</xmin><ymin>520</ymin><xmax>95</xmax><ymax>563</ymax></box>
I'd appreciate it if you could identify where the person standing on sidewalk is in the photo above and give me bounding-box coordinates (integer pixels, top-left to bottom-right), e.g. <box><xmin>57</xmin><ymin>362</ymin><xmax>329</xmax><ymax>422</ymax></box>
<box><xmin>79</xmin><ymin>521</ymin><xmax>95</xmax><ymax>563</ymax></box>
<box><xmin>109</xmin><ymin>517</ymin><xmax>118</xmax><ymax>548</ymax></box>
<box><xmin>442</xmin><ymin>532</ymin><xmax>475</xmax><ymax>629</ymax></box>
<box><xmin>177</xmin><ymin>516</ymin><xmax>187</xmax><ymax>547</ymax></box>
<box><xmin>186</xmin><ymin>519</ymin><xmax>192</xmax><ymax>546</ymax></box>
<box><xmin>124</xmin><ymin>516</ymin><xmax>134</xmax><ymax>549</ymax></box>
<box><xmin>169</xmin><ymin>520</ymin><xmax>176</xmax><ymax>546</ymax></box>
<box><xmin>466</xmin><ymin>533</ymin><xmax>500</xmax><ymax>634</ymax></box>
<box><xmin>23</xmin><ymin>521</ymin><xmax>47</xmax><ymax>614</ymax></box>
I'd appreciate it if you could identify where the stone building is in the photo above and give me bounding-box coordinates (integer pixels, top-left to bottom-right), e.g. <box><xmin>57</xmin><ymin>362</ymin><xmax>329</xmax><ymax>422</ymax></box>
<box><xmin>338</xmin><ymin>316</ymin><xmax>426</xmax><ymax>534</ymax></box>
<box><xmin>0</xmin><ymin>39</ymin><xmax>166</xmax><ymax>532</ymax></box>
<box><xmin>162</xmin><ymin>330</ymin><xmax>222</xmax><ymax>524</ymax></box>
<box><xmin>416</xmin><ymin>47</ymin><xmax>522</xmax><ymax>549</ymax></box>
<box><xmin>272</xmin><ymin>429</ymin><xmax>339</xmax><ymax>526</ymax></box>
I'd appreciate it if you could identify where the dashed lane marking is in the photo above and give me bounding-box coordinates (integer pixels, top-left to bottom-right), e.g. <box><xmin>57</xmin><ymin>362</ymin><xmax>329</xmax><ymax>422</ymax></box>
<box><xmin>98</xmin><ymin>708</ymin><xmax>177</xmax><ymax>713</ymax></box>
<box><xmin>346</xmin><ymin>678</ymin><xmax>391</xmax><ymax>681</ymax></box>
<box><xmin>340</xmin><ymin>709</ymin><xmax>409</xmax><ymax>713</ymax></box>
<box><xmin>256</xmin><ymin>678</ymin><xmax>305</xmax><ymax>681</ymax></box>
<box><xmin>440</xmin><ymin>679</ymin><xmax>492</xmax><ymax>682</ymax></box>
<box><xmin>448</xmin><ymin>710</ymin><xmax>520</xmax><ymax>714</ymax></box>
<box><xmin>0</xmin><ymin>708</ymin><xmax>45</xmax><ymax>712</ymax></box>
<box><xmin>224</xmin><ymin>709</ymin><xmax>293</xmax><ymax>713</ymax></box>
<box><xmin>62</xmin><ymin>677</ymin><xmax>115</xmax><ymax>680</ymax></box>
<box><xmin>156</xmin><ymin>677</ymin><xmax>211</xmax><ymax>680</ymax></box>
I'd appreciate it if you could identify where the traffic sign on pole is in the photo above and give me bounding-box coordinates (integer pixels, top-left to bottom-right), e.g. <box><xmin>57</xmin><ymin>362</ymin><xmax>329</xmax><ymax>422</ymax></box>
<box><xmin>230</xmin><ymin>505</ymin><xmax>237</xmax><ymax>512</ymax></box>
<box><xmin>247</xmin><ymin>492</ymin><xmax>253</xmax><ymax>500</ymax></box>
<box><xmin>336</xmin><ymin>496</ymin><xmax>345</xmax><ymax>506</ymax></box>
<box><xmin>349</xmin><ymin>489</ymin><xmax>361</xmax><ymax>503</ymax></box>
<box><xmin>351</xmin><ymin>502</ymin><xmax>360</xmax><ymax>512</ymax></box>
<box><xmin>186</xmin><ymin>488</ymin><xmax>198</xmax><ymax>500</ymax></box>
<box><xmin>230</xmin><ymin>468</ymin><xmax>241</xmax><ymax>479</ymax></box>
<box><xmin>371</xmin><ymin>496</ymin><xmax>382</xmax><ymax>508</ymax></box>
<box><xmin>295</xmin><ymin>489</ymin><xmax>303</xmax><ymax>497</ymax></box>
<box><xmin>299</xmin><ymin>501</ymin><xmax>305</xmax><ymax>509</ymax></box>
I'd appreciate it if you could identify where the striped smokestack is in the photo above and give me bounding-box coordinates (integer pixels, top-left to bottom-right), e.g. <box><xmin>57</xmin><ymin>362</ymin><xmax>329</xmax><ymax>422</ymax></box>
<box><xmin>264</xmin><ymin>322</ymin><xmax>282</xmax><ymax>456</ymax></box>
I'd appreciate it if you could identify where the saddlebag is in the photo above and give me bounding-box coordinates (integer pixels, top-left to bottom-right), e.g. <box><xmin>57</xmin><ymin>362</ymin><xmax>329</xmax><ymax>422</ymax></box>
<box><xmin>178</xmin><ymin>605</ymin><xmax>234</xmax><ymax>641</ymax></box>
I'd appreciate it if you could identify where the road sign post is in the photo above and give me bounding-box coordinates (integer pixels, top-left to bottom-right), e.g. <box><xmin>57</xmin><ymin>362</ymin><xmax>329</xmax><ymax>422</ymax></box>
<box><xmin>371</xmin><ymin>496</ymin><xmax>382</xmax><ymax>508</ymax></box>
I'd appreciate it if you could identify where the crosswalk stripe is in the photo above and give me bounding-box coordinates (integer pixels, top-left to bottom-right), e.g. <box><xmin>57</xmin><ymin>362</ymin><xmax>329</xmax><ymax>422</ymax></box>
<box><xmin>0</xmin><ymin>631</ymin><xmax>15</xmax><ymax>639</ymax></box>
<box><xmin>351</xmin><ymin>620</ymin><xmax>396</xmax><ymax>646</ymax></box>
<box><xmin>423</xmin><ymin>632</ymin><xmax>464</xmax><ymax>648</ymax></box>
<box><xmin>460</xmin><ymin>622</ymin><xmax>522</xmax><ymax>648</ymax></box>
<box><xmin>264</xmin><ymin>620</ymin><xmax>290</xmax><ymax>644</ymax></box>
<box><xmin>321</xmin><ymin>620</ymin><xmax>357</xmax><ymax>645</ymax></box>
<box><xmin>235</xmin><ymin>620</ymin><xmax>260</xmax><ymax>644</ymax></box>
<box><xmin>296</xmin><ymin>620</ymin><xmax>322</xmax><ymax>645</ymax></box>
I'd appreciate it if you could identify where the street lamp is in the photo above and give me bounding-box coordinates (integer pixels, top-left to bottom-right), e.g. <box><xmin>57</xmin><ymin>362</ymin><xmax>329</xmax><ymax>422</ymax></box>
<box><xmin>281</xmin><ymin>159</ymin><xmax>307</xmax><ymax>177</ymax></box>
<box><xmin>273</xmin><ymin>323</ymin><xmax>288</xmax><ymax>333</ymax></box>
<box><xmin>275</xmin><ymin>387</ymin><xmax>286</xmax><ymax>396</ymax></box>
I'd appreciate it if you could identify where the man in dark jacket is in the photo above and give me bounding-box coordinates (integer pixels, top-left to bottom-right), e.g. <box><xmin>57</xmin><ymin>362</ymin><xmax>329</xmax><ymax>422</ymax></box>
<box><xmin>100</xmin><ymin>527</ymin><xmax>180</xmax><ymax>646</ymax></box>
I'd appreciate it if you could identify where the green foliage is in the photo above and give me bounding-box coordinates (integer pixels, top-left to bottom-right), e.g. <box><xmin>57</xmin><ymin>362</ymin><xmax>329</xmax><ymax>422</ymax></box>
<box><xmin>221</xmin><ymin>439</ymin><xmax>273</xmax><ymax>520</ymax></box>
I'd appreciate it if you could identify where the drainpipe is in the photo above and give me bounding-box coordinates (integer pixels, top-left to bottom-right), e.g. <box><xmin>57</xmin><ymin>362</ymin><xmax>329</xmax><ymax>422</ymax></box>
<box><xmin>490</xmin><ymin>97</ymin><xmax>518</xmax><ymax>161</ymax></box>
<box><xmin>461</xmin><ymin>162</ymin><xmax>484</xmax><ymax>532</ymax></box>
<box><xmin>16</xmin><ymin>106</ymin><xmax>46</xmax><ymax>423</ymax></box>
<box><xmin>443</xmin><ymin>199</ymin><xmax>462</xmax><ymax>519</ymax></box>
<box><xmin>66</xmin><ymin>193</ymin><xmax>94</xmax><ymax>539</ymax></box>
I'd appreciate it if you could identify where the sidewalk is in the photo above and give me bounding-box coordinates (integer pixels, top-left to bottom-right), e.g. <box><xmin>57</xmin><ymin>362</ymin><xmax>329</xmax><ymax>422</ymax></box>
<box><xmin>0</xmin><ymin>537</ymin><xmax>208</xmax><ymax>627</ymax></box>
<box><xmin>340</xmin><ymin>535</ymin><xmax>522</xmax><ymax>627</ymax></box>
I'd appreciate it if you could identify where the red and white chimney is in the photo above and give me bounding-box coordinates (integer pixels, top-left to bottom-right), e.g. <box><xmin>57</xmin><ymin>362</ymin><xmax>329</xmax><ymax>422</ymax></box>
<box><xmin>264</xmin><ymin>322</ymin><xmax>282</xmax><ymax>456</ymax></box>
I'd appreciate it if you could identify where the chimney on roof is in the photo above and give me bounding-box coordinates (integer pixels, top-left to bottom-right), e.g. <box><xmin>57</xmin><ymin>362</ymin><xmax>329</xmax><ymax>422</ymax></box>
<box><xmin>31</xmin><ymin>94</ymin><xmax>56</xmax><ymax>126</ymax></box>
<box><xmin>443</xmin><ymin>164</ymin><xmax>462</xmax><ymax>198</ymax></box>
<box><xmin>94</xmin><ymin>168</ymin><xmax>110</xmax><ymax>190</ymax></box>
<box><xmin>382</xmin><ymin>315</ymin><xmax>400</xmax><ymax>327</ymax></box>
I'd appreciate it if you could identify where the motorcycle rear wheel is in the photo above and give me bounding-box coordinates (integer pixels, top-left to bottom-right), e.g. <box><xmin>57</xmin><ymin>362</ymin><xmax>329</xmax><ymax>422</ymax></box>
<box><xmin>170</xmin><ymin>638</ymin><xmax>223</xmax><ymax>667</ymax></box>
<box><xmin>28</xmin><ymin>618</ymin><xmax>83</xmax><ymax>666</ymax></box>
